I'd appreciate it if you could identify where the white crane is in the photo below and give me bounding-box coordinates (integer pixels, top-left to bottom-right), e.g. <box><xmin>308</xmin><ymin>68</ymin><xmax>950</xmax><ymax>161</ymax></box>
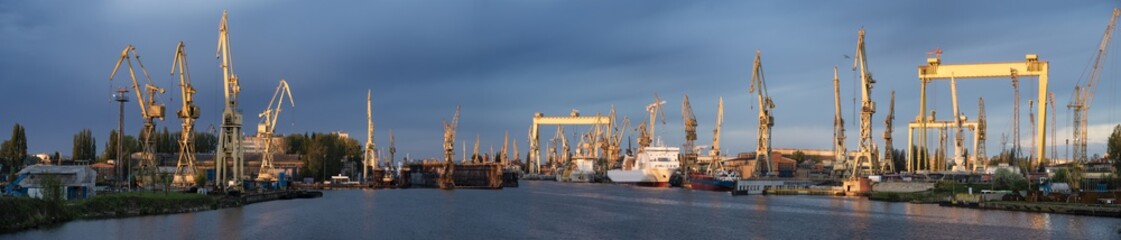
<box><xmin>750</xmin><ymin>49</ymin><xmax>776</xmax><ymax>177</ymax></box>
<box><xmin>256</xmin><ymin>80</ymin><xmax>294</xmax><ymax>182</ymax></box>
<box><xmin>1069</xmin><ymin>8</ymin><xmax>1119</xmax><ymax>162</ymax></box>
<box><xmin>171</xmin><ymin>42</ymin><xmax>200</xmax><ymax>187</ymax></box>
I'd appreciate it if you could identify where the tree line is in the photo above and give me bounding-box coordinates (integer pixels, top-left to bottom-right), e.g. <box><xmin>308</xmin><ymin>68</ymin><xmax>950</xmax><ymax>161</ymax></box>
<box><xmin>284</xmin><ymin>133</ymin><xmax>361</xmax><ymax>181</ymax></box>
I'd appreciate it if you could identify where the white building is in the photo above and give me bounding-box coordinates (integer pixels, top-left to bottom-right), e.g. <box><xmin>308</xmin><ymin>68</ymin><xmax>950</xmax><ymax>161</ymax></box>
<box><xmin>15</xmin><ymin>165</ymin><xmax>97</xmax><ymax>200</ymax></box>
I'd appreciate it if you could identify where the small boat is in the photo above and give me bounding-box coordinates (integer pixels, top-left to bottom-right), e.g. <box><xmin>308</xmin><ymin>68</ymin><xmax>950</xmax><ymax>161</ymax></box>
<box><xmin>607</xmin><ymin>144</ymin><xmax>680</xmax><ymax>187</ymax></box>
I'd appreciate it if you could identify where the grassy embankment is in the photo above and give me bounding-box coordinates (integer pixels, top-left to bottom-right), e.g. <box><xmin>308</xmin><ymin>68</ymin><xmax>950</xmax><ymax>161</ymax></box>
<box><xmin>1</xmin><ymin>191</ymin><xmax>230</xmax><ymax>232</ymax></box>
<box><xmin>868</xmin><ymin>182</ymin><xmax>999</xmax><ymax>203</ymax></box>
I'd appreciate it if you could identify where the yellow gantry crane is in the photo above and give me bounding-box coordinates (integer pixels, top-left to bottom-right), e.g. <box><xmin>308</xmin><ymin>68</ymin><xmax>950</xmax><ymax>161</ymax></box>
<box><xmin>215</xmin><ymin>10</ymin><xmax>245</xmax><ymax>189</ymax></box>
<box><xmin>750</xmin><ymin>49</ymin><xmax>776</xmax><ymax>177</ymax></box>
<box><xmin>171</xmin><ymin>42</ymin><xmax>200</xmax><ymax>187</ymax></box>
<box><xmin>363</xmin><ymin>89</ymin><xmax>376</xmax><ymax>181</ymax></box>
<box><xmin>1070</xmin><ymin>8</ymin><xmax>1119</xmax><ymax>162</ymax></box>
<box><xmin>851</xmin><ymin>29</ymin><xmax>879</xmax><ymax>178</ymax></box>
<box><xmin>109</xmin><ymin>44</ymin><xmax>166</xmax><ymax>188</ymax></box>
<box><xmin>256</xmin><ymin>80</ymin><xmax>294</xmax><ymax>182</ymax></box>
<box><xmin>918</xmin><ymin>55</ymin><xmax>1050</xmax><ymax>172</ymax></box>
<box><xmin>832</xmin><ymin>66</ymin><xmax>849</xmax><ymax>177</ymax></box>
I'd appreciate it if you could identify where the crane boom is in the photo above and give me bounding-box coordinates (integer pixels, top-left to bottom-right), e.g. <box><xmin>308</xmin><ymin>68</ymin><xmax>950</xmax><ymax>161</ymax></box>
<box><xmin>711</xmin><ymin>97</ymin><xmax>724</xmax><ymax>170</ymax></box>
<box><xmin>832</xmin><ymin>66</ymin><xmax>848</xmax><ymax>176</ymax></box>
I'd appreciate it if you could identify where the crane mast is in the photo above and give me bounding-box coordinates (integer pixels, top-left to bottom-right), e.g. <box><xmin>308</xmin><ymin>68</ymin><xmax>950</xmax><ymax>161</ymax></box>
<box><xmin>108</xmin><ymin>44</ymin><xmax>165</xmax><ymax>188</ymax></box>
<box><xmin>363</xmin><ymin>89</ymin><xmax>376</xmax><ymax>181</ymax></box>
<box><xmin>750</xmin><ymin>49</ymin><xmax>776</xmax><ymax>177</ymax></box>
<box><xmin>171</xmin><ymin>42</ymin><xmax>200</xmax><ymax>187</ymax></box>
<box><xmin>215</xmin><ymin>10</ymin><xmax>245</xmax><ymax>189</ymax></box>
<box><xmin>832</xmin><ymin>66</ymin><xmax>849</xmax><ymax>177</ymax></box>
<box><xmin>851</xmin><ymin>28</ymin><xmax>878</xmax><ymax>178</ymax></box>
<box><xmin>1070</xmin><ymin>8</ymin><xmax>1119</xmax><ymax>162</ymax></box>
<box><xmin>256</xmin><ymin>80</ymin><xmax>294</xmax><ymax>182</ymax></box>
<box><xmin>645</xmin><ymin>95</ymin><xmax>667</xmax><ymax>147</ymax></box>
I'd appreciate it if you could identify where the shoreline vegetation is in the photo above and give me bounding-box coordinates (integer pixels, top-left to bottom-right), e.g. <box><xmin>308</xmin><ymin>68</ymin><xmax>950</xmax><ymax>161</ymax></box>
<box><xmin>0</xmin><ymin>191</ymin><xmax>242</xmax><ymax>233</ymax></box>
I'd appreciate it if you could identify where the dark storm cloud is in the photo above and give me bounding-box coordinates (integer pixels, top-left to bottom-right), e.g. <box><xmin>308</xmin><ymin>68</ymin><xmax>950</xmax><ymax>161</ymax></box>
<box><xmin>1</xmin><ymin>1</ymin><xmax>1119</xmax><ymax>159</ymax></box>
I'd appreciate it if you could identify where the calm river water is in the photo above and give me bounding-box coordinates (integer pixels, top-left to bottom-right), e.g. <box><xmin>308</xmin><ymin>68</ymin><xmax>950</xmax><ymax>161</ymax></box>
<box><xmin>5</xmin><ymin>181</ymin><xmax>1121</xmax><ymax>239</ymax></box>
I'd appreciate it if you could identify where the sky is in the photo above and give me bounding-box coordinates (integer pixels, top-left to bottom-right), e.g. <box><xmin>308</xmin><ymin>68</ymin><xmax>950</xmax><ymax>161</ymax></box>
<box><xmin>1</xmin><ymin>0</ymin><xmax>1120</xmax><ymax>161</ymax></box>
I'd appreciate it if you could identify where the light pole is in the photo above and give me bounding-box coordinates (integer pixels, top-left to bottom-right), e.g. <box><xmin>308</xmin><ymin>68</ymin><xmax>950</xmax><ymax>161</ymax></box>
<box><xmin>113</xmin><ymin>87</ymin><xmax>129</xmax><ymax>192</ymax></box>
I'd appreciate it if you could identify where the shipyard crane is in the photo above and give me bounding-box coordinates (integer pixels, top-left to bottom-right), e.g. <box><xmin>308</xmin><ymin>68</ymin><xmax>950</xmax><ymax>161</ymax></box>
<box><xmin>975</xmin><ymin>98</ymin><xmax>988</xmax><ymax>172</ymax></box>
<box><xmin>711</xmin><ymin>97</ymin><xmax>724</xmax><ymax>173</ymax></box>
<box><xmin>109</xmin><ymin>44</ymin><xmax>166</xmax><ymax>188</ymax></box>
<box><xmin>918</xmin><ymin>54</ymin><xmax>1050</xmax><ymax>172</ymax></box>
<box><xmin>215</xmin><ymin>10</ymin><xmax>246</xmax><ymax>189</ymax></box>
<box><xmin>646</xmin><ymin>95</ymin><xmax>667</xmax><ymax>144</ymax></box>
<box><xmin>256</xmin><ymin>79</ymin><xmax>294</xmax><ymax>182</ymax></box>
<box><xmin>170</xmin><ymin>42</ymin><xmax>200</xmax><ymax>187</ymax></box>
<box><xmin>441</xmin><ymin>106</ymin><xmax>460</xmax><ymax>188</ymax></box>
<box><xmin>473</xmin><ymin>134</ymin><xmax>481</xmax><ymax>163</ymax></box>
<box><xmin>851</xmin><ymin>29</ymin><xmax>878</xmax><ymax>178</ymax></box>
<box><xmin>501</xmin><ymin>131</ymin><xmax>509</xmax><ymax>164</ymax></box>
<box><xmin>950</xmin><ymin>76</ymin><xmax>968</xmax><ymax>172</ymax></box>
<box><xmin>681</xmin><ymin>95</ymin><xmax>698</xmax><ymax>175</ymax></box>
<box><xmin>750</xmin><ymin>49</ymin><xmax>776</xmax><ymax>177</ymax></box>
<box><xmin>832</xmin><ymin>66</ymin><xmax>849</xmax><ymax>177</ymax></box>
<box><xmin>363</xmin><ymin>89</ymin><xmax>376</xmax><ymax>181</ymax></box>
<box><xmin>882</xmin><ymin>90</ymin><xmax>896</xmax><ymax>173</ymax></box>
<box><xmin>389</xmin><ymin>130</ymin><xmax>396</xmax><ymax>165</ymax></box>
<box><xmin>1070</xmin><ymin>8</ymin><xmax>1119</xmax><ymax>162</ymax></box>
<box><xmin>512</xmin><ymin>135</ymin><xmax>520</xmax><ymax>165</ymax></box>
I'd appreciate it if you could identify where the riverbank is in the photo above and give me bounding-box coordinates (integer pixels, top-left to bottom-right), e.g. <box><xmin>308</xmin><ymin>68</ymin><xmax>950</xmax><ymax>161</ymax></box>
<box><xmin>1</xmin><ymin>190</ymin><xmax>319</xmax><ymax>233</ymax></box>
<box><xmin>976</xmin><ymin>201</ymin><xmax>1121</xmax><ymax>218</ymax></box>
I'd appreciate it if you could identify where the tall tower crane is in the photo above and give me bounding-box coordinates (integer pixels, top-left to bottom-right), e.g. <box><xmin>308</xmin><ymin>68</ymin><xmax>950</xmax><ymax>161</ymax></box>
<box><xmin>681</xmin><ymin>95</ymin><xmax>698</xmax><ymax>175</ymax></box>
<box><xmin>711</xmin><ymin>97</ymin><xmax>724</xmax><ymax>173</ymax></box>
<box><xmin>256</xmin><ymin>79</ymin><xmax>294</xmax><ymax>182</ymax></box>
<box><xmin>363</xmin><ymin>89</ymin><xmax>376</xmax><ymax>181</ymax></box>
<box><xmin>171</xmin><ymin>42</ymin><xmax>200</xmax><ymax>187</ymax></box>
<box><xmin>215</xmin><ymin>10</ymin><xmax>245</xmax><ymax>189</ymax></box>
<box><xmin>851</xmin><ymin>28</ymin><xmax>878</xmax><ymax>178</ymax></box>
<box><xmin>882</xmin><ymin>90</ymin><xmax>896</xmax><ymax>173</ymax></box>
<box><xmin>832</xmin><ymin>66</ymin><xmax>849</xmax><ymax>177</ymax></box>
<box><xmin>750</xmin><ymin>49</ymin><xmax>776</xmax><ymax>177</ymax></box>
<box><xmin>109</xmin><ymin>44</ymin><xmax>165</xmax><ymax>188</ymax></box>
<box><xmin>1070</xmin><ymin>8</ymin><xmax>1119</xmax><ymax>162</ymax></box>
<box><xmin>473</xmin><ymin>134</ymin><xmax>481</xmax><ymax>163</ymax></box>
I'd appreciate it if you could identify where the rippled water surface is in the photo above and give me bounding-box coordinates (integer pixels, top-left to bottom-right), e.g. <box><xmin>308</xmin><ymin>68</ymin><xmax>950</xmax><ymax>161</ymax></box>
<box><xmin>7</xmin><ymin>181</ymin><xmax>1121</xmax><ymax>239</ymax></box>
